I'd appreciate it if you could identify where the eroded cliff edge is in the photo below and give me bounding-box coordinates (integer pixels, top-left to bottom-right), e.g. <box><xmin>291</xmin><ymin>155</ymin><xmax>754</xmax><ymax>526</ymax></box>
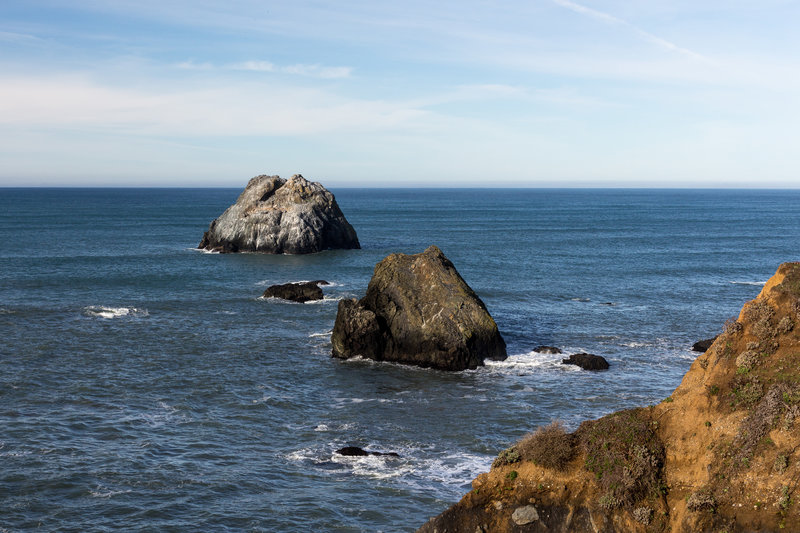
<box><xmin>419</xmin><ymin>262</ymin><xmax>800</xmax><ymax>532</ymax></box>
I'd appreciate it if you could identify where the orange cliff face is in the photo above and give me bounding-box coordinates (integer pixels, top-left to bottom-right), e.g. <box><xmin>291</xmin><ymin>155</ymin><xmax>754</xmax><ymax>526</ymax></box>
<box><xmin>418</xmin><ymin>262</ymin><xmax>800</xmax><ymax>533</ymax></box>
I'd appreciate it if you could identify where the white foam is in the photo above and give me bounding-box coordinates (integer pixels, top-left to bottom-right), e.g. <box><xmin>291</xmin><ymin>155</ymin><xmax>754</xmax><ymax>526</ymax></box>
<box><xmin>305</xmin><ymin>296</ymin><xmax>343</xmax><ymax>305</ymax></box>
<box><xmin>730</xmin><ymin>280</ymin><xmax>766</xmax><ymax>286</ymax></box>
<box><xmin>286</xmin><ymin>443</ymin><xmax>492</xmax><ymax>492</ymax></box>
<box><xmin>570</xmin><ymin>297</ymin><xmax>591</xmax><ymax>302</ymax></box>
<box><xmin>621</xmin><ymin>341</ymin><xmax>650</xmax><ymax>348</ymax></box>
<box><xmin>0</xmin><ymin>308</ymin><xmax>15</xmax><ymax>315</ymax></box>
<box><xmin>258</xmin><ymin>295</ymin><xmax>340</xmax><ymax>305</ymax></box>
<box><xmin>485</xmin><ymin>350</ymin><xmax>579</xmax><ymax>373</ymax></box>
<box><xmin>83</xmin><ymin>306</ymin><xmax>149</xmax><ymax>319</ymax></box>
<box><xmin>331</xmin><ymin>396</ymin><xmax>407</xmax><ymax>408</ymax></box>
<box><xmin>89</xmin><ymin>486</ymin><xmax>133</xmax><ymax>499</ymax></box>
<box><xmin>309</xmin><ymin>330</ymin><xmax>332</xmax><ymax>338</ymax></box>
<box><xmin>256</xmin><ymin>279</ymin><xmax>339</xmax><ymax>287</ymax></box>
<box><xmin>189</xmin><ymin>247</ymin><xmax>220</xmax><ymax>254</ymax></box>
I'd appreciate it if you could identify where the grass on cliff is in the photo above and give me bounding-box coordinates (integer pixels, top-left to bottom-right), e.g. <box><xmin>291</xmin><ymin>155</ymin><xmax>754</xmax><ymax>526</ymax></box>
<box><xmin>491</xmin><ymin>421</ymin><xmax>575</xmax><ymax>471</ymax></box>
<box><xmin>578</xmin><ymin>408</ymin><xmax>666</xmax><ymax>510</ymax></box>
<box><xmin>516</xmin><ymin>421</ymin><xmax>575</xmax><ymax>470</ymax></box>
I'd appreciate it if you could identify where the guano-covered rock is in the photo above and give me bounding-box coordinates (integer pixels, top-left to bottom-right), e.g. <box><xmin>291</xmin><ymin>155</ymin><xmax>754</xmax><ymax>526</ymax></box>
<box><xmin>198</xmin><ymin>174</ymin><xmax>359</xmax><ymax>254</ymax></box>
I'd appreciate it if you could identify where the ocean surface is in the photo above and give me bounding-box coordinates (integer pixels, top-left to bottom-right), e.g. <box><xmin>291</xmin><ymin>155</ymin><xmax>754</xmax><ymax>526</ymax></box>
<box><xmin>1</xmin><ymin>187</ymin><xmax>799</xmax><ymax>532</ymax></box>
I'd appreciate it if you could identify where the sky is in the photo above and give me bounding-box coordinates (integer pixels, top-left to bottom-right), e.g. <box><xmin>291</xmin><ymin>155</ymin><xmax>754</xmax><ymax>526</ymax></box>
<box><xmin>1</xmin><ymin>1</ymin><xmax>799</xmax><ymax>187</ymax></box>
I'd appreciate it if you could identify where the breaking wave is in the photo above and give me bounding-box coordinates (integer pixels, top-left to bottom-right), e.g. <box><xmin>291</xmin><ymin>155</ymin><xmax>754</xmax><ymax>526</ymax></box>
<box><xmin>83</xmin><ymin>306</ymin><xmax>149</xmax><ymax>319</ymax></box>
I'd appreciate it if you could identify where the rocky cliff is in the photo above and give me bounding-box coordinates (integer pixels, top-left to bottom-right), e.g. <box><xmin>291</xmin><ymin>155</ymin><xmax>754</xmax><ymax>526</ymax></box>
<box><xmin>198</xmin><ymin>174</ymin><xmax>359</xmax><ymax>254</ymax></box>
<box><xmin>331</xmin><ymin>245</ymin><xmax>507</xmax><ymax>371</ymax></box>
<box><xmin>419</xmin><ymin>262</ymin><xmax>800</xmax><ymax>532</ymax></box>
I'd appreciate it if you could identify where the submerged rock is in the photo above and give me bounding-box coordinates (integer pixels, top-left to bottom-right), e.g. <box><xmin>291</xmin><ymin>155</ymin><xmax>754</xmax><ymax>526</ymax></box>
<box><xmin>331</xmin><ymin>245</ymin><xmax>507</xmax><ymax>371</ymax></box>
<box><xmin>561</xmin><ymin>353</ymin><xmax>609</xmax><ymax>370</ymax></box>
<box><xmin>692</xmin><ymin>336</ymin><xmax>718</xmax><ymax>352</ymax></box>
<box><xmin>335</xmin><ymin>446</ymin><xmax>400</xmax><ymax>458</ymax></box>
<box><xmin>262</xmin><ymin>280</ymin><xmax>329</xmax><ymax>303</ymax></box>
<box><xmin>198</xmin><ymin>174</ymin><xmax>360</xmax><ymax>254</ymax></box>
<box><xmin>534</xmin><ymin>345</ymin><xmax>562</xmax><ymax>354</ymax></box>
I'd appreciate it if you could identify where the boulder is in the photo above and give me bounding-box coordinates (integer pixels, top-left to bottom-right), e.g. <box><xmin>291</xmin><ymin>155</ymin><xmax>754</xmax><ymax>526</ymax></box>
<box><xmin>561</xmin><ymin>353</ymin><xmax>609</xmax><ymax>370</ymax></box>
<box><xmin>534</xmin><ymin>345</ymin><xmax>562</xmax><ymax>354</ymax></box>
<box><xmin>262</xmin><ymin>280</ymin><xmax>329</xmax><ymax>303</ymax></box>
<box><xmin>199</xmin><ymin>174</ymin><xmax>360</xmax><ymax>254</ymax></box>
<box><xmin>511</xmin><ymin>505</ymin><xmax>540</xmax><ymax>526</ymax></box>
<box><xmin>331</xmin><ymin>245</ymin><xmax>507</xmax><ymax>371</ymax></box>
<box><xmin>335</xmin><ymin>446</ymin><xmax>400</xmax><ymax>458</ymax></box>
<box><xmin>692</xmin><ymin>336</ymin><xmax>717</xmax><ymax>352</ymax></box>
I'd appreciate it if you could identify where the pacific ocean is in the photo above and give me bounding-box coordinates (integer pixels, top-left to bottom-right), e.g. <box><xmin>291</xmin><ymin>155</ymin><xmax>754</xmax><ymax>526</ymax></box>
<box><xmin>1</xmin><ymin>187</ymin><xmax>799</xmax><ymax>531</ymax></box>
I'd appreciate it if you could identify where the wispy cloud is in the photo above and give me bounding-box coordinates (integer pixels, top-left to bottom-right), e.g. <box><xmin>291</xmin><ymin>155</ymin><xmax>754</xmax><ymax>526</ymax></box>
<box><xmin>0</xmin><ymin>30</ymin><xmax>44</xmax><ymax>44</ymax></box>
<box><xmin>190</xmin><ymin>60</ymin><xmax>353</xmax><ymax>78</ymax></box>
<box><xmin>280</xmin><ymin>64</ymin><xmax>352</xmax><ymax>79</ymax></box>
<box><xmin>175</xmin><ymin>60</ymin><xmax>214</xmax><ymax>70</ymax></box>
<box><xmin>0</xmin><ymin>75</ymin><xmax>419</xmax><ymax>137</ymax></box>
<box><xmin>551</xmin><ymin>0</ymin><xmax>707</xmax><ymax>61</ymax></box>
<box><xmin>231</xmin><ymin>60</ymin><xmax>275</xmax><ymax>72</ymax></box>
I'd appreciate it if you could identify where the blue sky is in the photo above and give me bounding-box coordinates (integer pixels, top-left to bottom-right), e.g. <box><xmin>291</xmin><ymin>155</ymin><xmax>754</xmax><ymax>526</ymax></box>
<box><xmin>1</xmin><ymin>1</ymin><xmax>799</xmax><ymax>187</ymax></box>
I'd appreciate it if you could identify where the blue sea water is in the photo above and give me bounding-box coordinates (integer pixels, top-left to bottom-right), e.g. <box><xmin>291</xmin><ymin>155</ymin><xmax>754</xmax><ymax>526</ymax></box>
<box><xmin>1</xmin><ymin>187</ymin><xmax>799</xmax><ymax>532</ymax></box>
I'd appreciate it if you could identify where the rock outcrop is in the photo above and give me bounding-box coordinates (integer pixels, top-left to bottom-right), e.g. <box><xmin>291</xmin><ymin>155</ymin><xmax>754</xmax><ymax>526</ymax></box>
<box><xmin>198</xmin><ymin>174</ymin><xmax>360</xmax><ymax>254</ymax></box>
<box><xmin>418</xmin><ymin>262</ymin><xmax>800</xmax><ymax>532</ymax></box>
<box><xmin>534</xmin><ymin>345</ymin><xmax>562</xmax><ymax>354</ymax></box>
<box><xmin>561</xmin><ymin>352</ymin><xmax>610</xmax><ymax>370</ymax></box>
<box><xmin>262</xmin><ymin>280</ymin><xmax>329</xmax><ymax>303</ymax></box>
<box><xmin>692</xmin><ymin>336</ymin><xmax>718</xmax><ymax>352</ymax></box>
<box><xmin>335</xmin><ymin>446</ymin><xmax>400</xmax><ymax>458</ymax></box>
<box><xmin>331</xmin><ymin>245</ymin><xmax>507</xmax><ymax>371</ymax></box>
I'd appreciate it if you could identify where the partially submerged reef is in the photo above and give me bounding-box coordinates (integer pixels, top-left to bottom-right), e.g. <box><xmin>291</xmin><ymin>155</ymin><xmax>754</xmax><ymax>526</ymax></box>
<box><xmin>199</xmin><ymin>174</ymin><xmax>359</xmax><ymax>254</ymax></box>
<box><xmin>418</xmin><ymin>262</ymin><xmax>800</xmax><ymax>532</ymax></box>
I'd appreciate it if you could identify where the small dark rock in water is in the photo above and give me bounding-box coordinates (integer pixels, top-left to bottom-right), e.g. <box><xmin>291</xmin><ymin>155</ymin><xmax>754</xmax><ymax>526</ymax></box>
<box><xmin>262</xmin><ymin>281</ymin><xmax>329</xmax><ymax>303</ymax></box>
<box><xmin>562</xmin><ymin>353</ymin><xmax>610</xmax><ymax>371</ymax></box>
<box><xmin>692</xmin><ymin>337</ymin><xmax>718</xmax><ymax>352</ymax></box>
<box><xmin>335</xmin><ymin>446</ymin><xmax>399</xmax><ymax>457</ymax></box>
<box><xmin>534</xmin><ymin>345</ymin><xmax>562</xmax><ymax>354</ymax></box>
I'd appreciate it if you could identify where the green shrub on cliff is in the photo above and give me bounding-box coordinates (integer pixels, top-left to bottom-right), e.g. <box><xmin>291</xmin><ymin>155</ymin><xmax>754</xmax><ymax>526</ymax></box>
<box><xmin>579</xmin><ymin>408</ymin><xmax>665</xmax><ymax>510</ymax></box>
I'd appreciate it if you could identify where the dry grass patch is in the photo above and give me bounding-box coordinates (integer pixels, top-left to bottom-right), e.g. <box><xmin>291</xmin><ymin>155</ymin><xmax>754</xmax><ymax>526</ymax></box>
<box><xmin>516</xmin><ymin>421</ymin><xmax>575</xmax><ymax>470</ymax></box>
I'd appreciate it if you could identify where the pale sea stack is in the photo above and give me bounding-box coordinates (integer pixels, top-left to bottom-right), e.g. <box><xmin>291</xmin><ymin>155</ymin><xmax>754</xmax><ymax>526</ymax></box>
<box><xmin>331</xmin><ymin>245</ymin><xmax>507</xmax><ymax>371</ymax></box>
<box><xmin>198</xmin><ymin>174</ymin><xmax>360</xmax><ymax>254</ymax></box>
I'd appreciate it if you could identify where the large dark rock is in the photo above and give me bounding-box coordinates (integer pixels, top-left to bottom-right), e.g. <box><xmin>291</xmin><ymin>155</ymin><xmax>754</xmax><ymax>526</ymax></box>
<box><xmin>692</xmin><ymin>336</ymin><xmax>718</xmax><ymax>352</ymax></box>
<box><xmin>331</xmin><ymin>246</ymin><xmax>507</xmax><ymax>371</ymax></box>
<box><xmin>562</xmin><ymin>353</ymin><xmax>609</xmax><ymax>370</ymax></box>
<box><xmin>262</xmin><ymin>280</ymin><xmax>329</xmax><ymax>303</ymax></box>
<box><xmin>335</xmin><ymin>446</ymin><xmax>400</xmax><ymax>458</ymax></box>
<box><xmin>199</xmin><ymin>174</ymin><xmax>360</xmax><ymax>254</ymax></box>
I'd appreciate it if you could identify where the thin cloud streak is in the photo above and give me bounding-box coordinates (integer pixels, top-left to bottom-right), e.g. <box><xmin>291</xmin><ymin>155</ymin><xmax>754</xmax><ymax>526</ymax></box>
<box><xmin>0</xmin><ymin>75</ymin><xmax>421</xmax><ymax>136</ymax></box>
<box><xmin>184</xmin><ymin>60</ymin><xmax>353</xmax><ymax>78</ymax></box>
<box><xmin>551</xmin><ymin>0</ymin><xmax>707</xmax><ymax>61</ymax></box>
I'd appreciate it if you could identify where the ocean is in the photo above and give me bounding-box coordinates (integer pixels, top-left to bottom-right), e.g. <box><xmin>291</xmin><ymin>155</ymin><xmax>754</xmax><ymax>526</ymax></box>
<box><xmin>1</xmin><ymin>187</ymin><xmax>799</xmax><ymax>532</ymax></box>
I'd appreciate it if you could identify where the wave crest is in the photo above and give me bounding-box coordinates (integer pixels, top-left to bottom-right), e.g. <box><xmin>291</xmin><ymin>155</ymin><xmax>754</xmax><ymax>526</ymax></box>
<box><xmin>83</xmin><ymin>306</ymin><xmax>149</xmax><ymax>319</ymax></box>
